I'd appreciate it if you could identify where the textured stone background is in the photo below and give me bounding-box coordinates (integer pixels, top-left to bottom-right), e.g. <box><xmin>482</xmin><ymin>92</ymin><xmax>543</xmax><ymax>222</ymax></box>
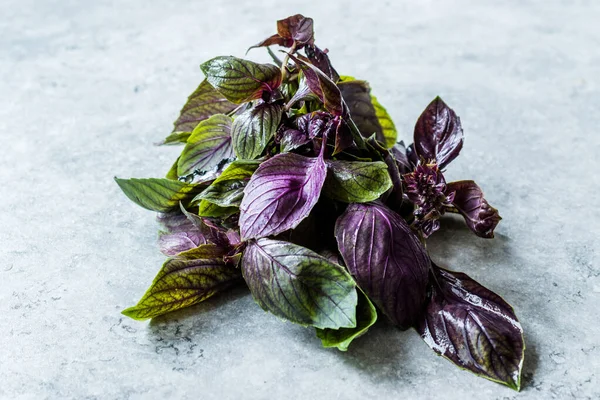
<box><xmin>1</xmin><ymin>1</ymin><xmax>598</xmax><ymax>399</ymax></box>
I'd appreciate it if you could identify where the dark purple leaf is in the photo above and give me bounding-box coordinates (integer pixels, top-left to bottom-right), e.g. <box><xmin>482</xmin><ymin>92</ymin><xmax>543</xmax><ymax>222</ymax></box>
<box><xmin>414</xmin><ymin>97</ymin><xmax>464</xmax><ymax>169</ymax></box>
<box><xmin>249</xmin><ymin>33</ymin><xmax>290</xmax><ymax>51</ymax></box>
<box><xmin>276</xmin><ymin>14</ymin><xmax>314</xmax><ymax>46</ymax></box>
<box><xmin>390</xmin><ymin>141</ymin><xmax>414</xmax><ymax>174</ymax></box>
<box><xmin>418</xmin><ymin>264</ymin><xmax>524</xmax><ymax>391</ymax></box>
<box><xmin>338</xmin><ymin>80</ymin><xmax>385</xmax><ymax>144</ymax></box>
<box><xmin>331</xmin><ymin>117</ymin><xmax>354</xmax><ymax>155</ymax></box>
<box><xmin>305</xmin><ymin>45</ymin><xmax>339</xmax><ymax>82</ymax></box>
<box><xmin>170</xmin><ymin>79</ymin><xmax>237</xmax><ymax>134</ymax></box>
<box><xmin>446</xmin><ymin>180</ymin><xmax>502</xmax><ymax>238</ymax></box>
<box><xmin>279</xmin><ymin>128</ymin><xmax>310</xmax><ymax>153</ymax></box>
<box><xmin>241</xmin><ymin>238</ymin><xmax>357</xmax><ymax>329</ymax></box>
<box><xmin>297</xmin><ymin>111</ymin><xmax>331</xmax><ymax>139</ymax></box>
<box><xmin>286</xmin><ymin>79</ymin><xmax>319</xmax><ymax>109</ymax></box>
<box><xmin>177</xmin><ymin>114</ymin><xmax>234</xmax><ymax>177</ymax></box>
<box><xmin>201</xmin><ymin>56</ymin><xmax>282</xmax><ymax>104</ymax></box>
<box><xmin>335</xmin><ymin>202</ymin><xmax>430</xmax><ymax>329</ymax></box>
<box><xmin>239</xmin><ymin>152</ymin><xmax>326</xmax><ymax>239</ymax></box>
<box><xmin>288</xmin><ymin>53</ymin><xmax>343</xmax><ymax>116</ymax></box>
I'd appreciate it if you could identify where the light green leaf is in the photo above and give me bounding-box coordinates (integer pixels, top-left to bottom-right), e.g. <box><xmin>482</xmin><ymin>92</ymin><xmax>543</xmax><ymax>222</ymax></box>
<box><xmin>323</xmin><ymin>160</ymin><xmax>392</xmax><ymax>203</ymax></box>
<box><xmin>197</xmin><ymin>200</ymin><xmax>238</xmax><ymax>218</ymax></box>
<box><xmin>232</xmin><ymin>103</ymin><xmax>282</xmax><ymax>160</ymax></box>
<box><xmin>177</xmin><ymin>114</ymin><xmax>234</xmax><ymax>177</ymax></box>
<box><xmin>242</xmin><ymin>238</ymin><xmax>358</xmax><ymax>329</ymax></box>
<box><xmin>115</xmin><ymin>177</ymin><xmax>202</xmax><ymax>212</ymax></box>
<box><xmin>201</xmin><ymin>56</ymin><xmax>282</xmax><ymax>104</ymax></box>
<box><xmin>171</xmin><ymin>79</ymin><xmax>237</xmax><ymax>133</ymax></box>
<box><xmin>158</xmin><ymin>132</ymin><xmax>191</xmax><ymax>146</ymax></box>
<box><xmin>194</xmin><ymin>160</ymin><xmax>260</xmax><ymax>207</ymax></box>
<box><xmin>122</xmin><ymin>245</ymin><xmax>240</xmax><ymax>320</ymax></box>
<box><xmin>165</xmin><ymin>157</ymin><xmax>180</xmax><ymax>180</ymax></box>
<box><xmin>371</xmin><ymin>95</ymin><xmax>398</xmax><ymax>148</ymax></box>
<box><xmin>316</xmin><ymin>288</ymin><xmax>377</xmax><ymax>351</ymax></box>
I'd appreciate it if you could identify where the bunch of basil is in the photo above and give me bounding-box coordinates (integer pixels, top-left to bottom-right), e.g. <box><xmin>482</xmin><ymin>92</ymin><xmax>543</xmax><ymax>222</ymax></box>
<box><xmin>116</xmin><ymin>14</ymin><xmax>524</xmax><ymax>390</ymax></box>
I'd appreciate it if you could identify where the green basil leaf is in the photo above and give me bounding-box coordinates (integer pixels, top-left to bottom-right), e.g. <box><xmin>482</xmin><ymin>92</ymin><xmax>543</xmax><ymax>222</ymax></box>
<box><xmin>115</xmin><ymin>177</ymin><xmax>202</xmax><ymax>212</ymax></box>
<box><xmin>232</xmin><ymin>102</ymin><xmax>282</xmax><ymax>160</ymax></box>
<box><xmin>165</xmin><ymin>157</ymin><xmax>180</xmax><ymax>180</ymax></box>
<box><xmin>171</xmin><ymin>79</ymin><xmax>238</xmax><ymax>133</ymax></box>
<box><xmin>316</xmin><ymin>288</ymin><xmax>377</xmax><ymax>351</ymax></box>
<box><xmin>197</xmin><ymin>200</ymin><xmax>238</xmax><ymax>218</ymax></box>
<box><xmin>242</xmin><ymin>238</ymin><xmax>357</xmax><ymax>329</ymax></box>
<box><xmin>194</xmin><ymin>160</ymin><xmax>260</xmax><ymax>207</ymax></box>
<box><xmin>122</xmin><ymin>245</ymin><xmax>240</xmax><ymax>320</ymax></box>
<box><xmin>177</xmin><ymin>114</ymin><xmax>234</xmax><ymax>177</ymax></box>
<box><xmin>323</xmin><ymin>160</ymin><xmax>392</xmax><ymax>203</ymax></box>
<box><xmin>371</xmin><ymin>95</ymin><xmax>397</xmax><ymax>148</ymax></box>
<box><xmin>157</xmin><ymin>131</ymin><xmax>191</xmax><ymax>146</ymax></box>
<box><xmin>201</xmin><ymin>56</ymin><xmax>282</xmax><ymax>104</ymax></box>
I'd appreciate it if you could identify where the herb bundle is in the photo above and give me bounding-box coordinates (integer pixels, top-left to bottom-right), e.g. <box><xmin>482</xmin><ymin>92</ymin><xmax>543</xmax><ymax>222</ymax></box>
<box><xmin>116</xmin><ymin>15</ymin><xmax>525</xmax><ymax>390</ymax></box>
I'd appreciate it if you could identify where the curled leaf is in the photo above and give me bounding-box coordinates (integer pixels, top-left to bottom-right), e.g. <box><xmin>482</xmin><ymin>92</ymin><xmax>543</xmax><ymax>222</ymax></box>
<box><xmin>414</xmin><ymin>97</ymin><xmax>464</xmax><ymax>169</ymax></box>
<box><xmin>201</xmin><ymin>56</ymin><xmax>282</xmax><ymax>104</ymax></box>
<box><xmin>316</xmin><ymin>288</ymin><xmax>377</xmax><ymax>351</ymax></box>
<box><xmin>418</xmin><ymin>264</ymin><xmax>524</xmax><ymax>391</ymax></box>
<box><xmin>446</xmin><ymin>180</ymin><xmax>501</xmax><ymax>238</ymax></box>
<box><xmin>335</xmin><ymin>202</ymin><xmax>430</xmax><ymax>329</ymax></box>
<box><xmin>239</xmin><ymin>153</ymin><xmax>326</xmax><ymax>240</ymax></box>
<box><xmin>242</xmin><ymin>238</ymin><xmax>357</xmax><ymax>329</ymax></box>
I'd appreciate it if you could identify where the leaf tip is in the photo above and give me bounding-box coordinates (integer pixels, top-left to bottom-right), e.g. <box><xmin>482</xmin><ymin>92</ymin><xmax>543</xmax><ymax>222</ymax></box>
<box><xmin>121</xmin><ymin>306</ymin><xmax>147</xmax><ymax>321</ymax></box>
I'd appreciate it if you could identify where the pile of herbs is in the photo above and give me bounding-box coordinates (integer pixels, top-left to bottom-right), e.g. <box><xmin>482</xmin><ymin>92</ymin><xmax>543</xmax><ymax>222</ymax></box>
<box><xmin>116</xmin><ymin>14</ymin><xmax>525</xmax><ymax>391</ymax></box>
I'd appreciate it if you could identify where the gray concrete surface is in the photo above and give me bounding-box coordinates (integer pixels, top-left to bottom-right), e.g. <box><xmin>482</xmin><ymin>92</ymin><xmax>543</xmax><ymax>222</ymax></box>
<box><xmin>1</xmin><ymin>1</ymin><xmax>599</xmax><ymax>399</ymax></box>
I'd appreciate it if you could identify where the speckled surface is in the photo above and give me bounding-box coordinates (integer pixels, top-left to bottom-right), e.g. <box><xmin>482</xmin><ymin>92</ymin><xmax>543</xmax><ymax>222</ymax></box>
<box><xmin>1</xmin><ymin>1</ymin><xmax>599</xmax><ymax>399</ymax></box>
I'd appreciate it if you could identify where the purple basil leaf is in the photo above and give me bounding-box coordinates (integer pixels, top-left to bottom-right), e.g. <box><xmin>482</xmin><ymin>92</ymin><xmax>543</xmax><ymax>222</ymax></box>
<box><xmin>288</xmin><ymin>53</ymin><xmax>343</xmax><ymax>116</ymax></box>
<box><xmin>231</xmin><ymin>102</ymin><xmax>282</xmax><ymax>160</ymax></box>
<box><xmin>177</xmin><ymin>114</ymin><xmax>234</xmax><ymax>177</ymax></box>
<box><xmin>179</xmin><ymin>203</ymin><xmax>231</xmax><ymax>248</ymax></box>
<box><xmin>279</xmin><ymin>128</ymin><xmax>310</xmax><ymax>153</ymax></box>
<box><xmin>414</xmin><ymin>97</ymin><xmax>464</xmax><ymax>169</ymax></box>
<box><xmin>201</xmin><ymin>56</ymin><xmax>282</xmax><ymax>104</ymax></box>
<box><xmin>156</xmin><ymin>211</ymin><xmax>207</xmax><ymax>256</ymax></box>
<box><xmin>239</xmin><ymin>152</ymin><xmax>326</xmax><ymax>239</ymax></box>
<box><xmin>331</xmin><ymin>117</ymin><xmax>354</xmax><ymax>155</ymax></box>
<box><xmin>277</xmin><ymin>14</ymin><xmax>314</xmax><ymax>46</ymax></box>
<box><xmin>335</xmin><ymin>202</ymin><xmax>430</xmax><ymax>329</ymax></box>
<box><xmin>390</xmin><ymin>141</ymin><xmax>414</xmax><ymax>174</ymax></box>
<box><xmin>248</xmin><ymin>33</ymin><xmax>289</xmax><ymax>51</ymax></box>
<box><xmin>418</xmin><ymin>264</ymin><xmax>524</xmax><ymax>391</ymax></box>
<box><xmin>241</xmin><ymin>238</ymin><xmax>357</xmax><ymax>329</ymax></box>
<box><xmin>305</xmin><ymin>45</ymin><xmax>340</xmax><ymax>82</ymax></box>
<box><xmin>158</xmin><ymin>231</ymin><xmax>206</xmax><ymax>256</ymax></box>
<box><xmin>446</xmin><ymin>180</ymin><xmax>502</xmax><ymax>238</ymax></box>
<box><xmin>170</xmin><ymin>79</ymin><xmax>237</xmax><ymax>134</ymax></box>
<box><xmin>286</xmin><ymin>79</ymin><xmax>319</xmax><ymax>110</ymax></box>
<box><xmin>337</xmin><ymin>80</ymin><xmax>386</xmax><ymax>144</ymax></box>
